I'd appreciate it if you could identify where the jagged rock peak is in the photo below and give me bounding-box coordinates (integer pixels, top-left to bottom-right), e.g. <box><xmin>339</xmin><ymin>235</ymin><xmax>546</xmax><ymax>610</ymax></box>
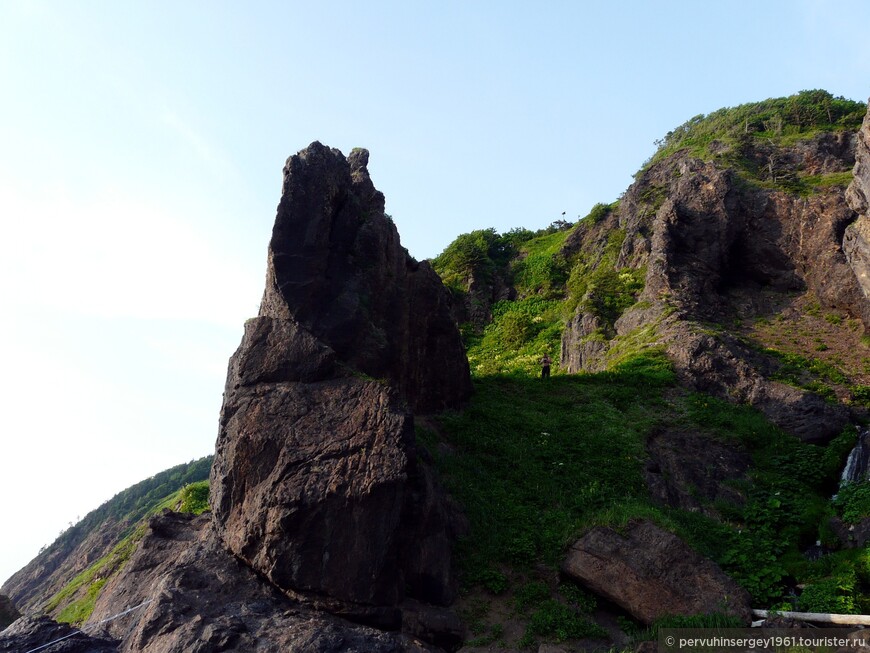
<box><xmin>260</xmin><ymin>141</ymin><xmax>471</xmax><ymax>412</ymax></box>
<box><xmin>211</xmin><ymin>143</ymin><xmax>468</xmax><ymax>624</ymax></box>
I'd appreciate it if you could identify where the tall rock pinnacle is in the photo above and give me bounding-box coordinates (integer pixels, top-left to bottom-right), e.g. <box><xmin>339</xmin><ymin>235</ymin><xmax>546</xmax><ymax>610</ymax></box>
<box><xmin>211</xmin><ymin>143</ymin><xmax>470</xmax><ymax>616</ymax></box>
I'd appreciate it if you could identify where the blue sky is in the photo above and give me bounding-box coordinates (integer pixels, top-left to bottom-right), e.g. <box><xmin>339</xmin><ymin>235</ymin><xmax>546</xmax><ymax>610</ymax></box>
<box><xmin>0</xmin><ymin>0</ymin><xmax>868</xmax><ymax>585</ymax></box>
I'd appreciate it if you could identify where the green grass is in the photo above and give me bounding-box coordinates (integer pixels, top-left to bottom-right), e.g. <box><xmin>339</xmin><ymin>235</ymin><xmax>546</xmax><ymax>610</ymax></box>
<box><xmin>424</xmin><ymin>352</ymin><xmax>673</xmax><ymax>586</ymax></box>
<box><xmin>510</xmin><ymin>229</ymin><xmax>571</xmax><ymax>296</ymax></box>
<box><xmin>424</xmin><ymin>350</ymin><xmax>855</xmax><ymax>614</ymax></box>
<box><xmin>641</xmin><ymin>90</ymin><xmax>865</xmax><ymax>174</ymax></box>
<box><xmin>466</xmin><ymin>297</ymin><xmax>563</xmax><ymax>376</ymax></box>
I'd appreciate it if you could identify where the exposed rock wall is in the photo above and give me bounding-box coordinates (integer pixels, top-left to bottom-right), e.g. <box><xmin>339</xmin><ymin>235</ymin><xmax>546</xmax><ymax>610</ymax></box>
<box><xmin>211</xmin><ymin>144</ymin><xmax>469</xmax><ymax>618</ymax></box>
<box><xmin>845</xmin><ymin>100</ymin><xmax>870</xmax><ymax>299</ymax></box>
<box><xmin>259</xmin><ymin>144</ymin><xmax>471</xmax><ymax>413</ymax></box>
<box><xmin>561</xmin><ymin>126</ymin><xmax>868</xmax><ymax>441</ymax></box>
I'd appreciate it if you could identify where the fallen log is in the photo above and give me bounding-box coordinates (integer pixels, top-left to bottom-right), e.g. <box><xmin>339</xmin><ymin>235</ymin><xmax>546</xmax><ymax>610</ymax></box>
<box><xmin>752</xmin><ymin>609</ymin><xmax>870</xmax><ymax>626</ymax></box>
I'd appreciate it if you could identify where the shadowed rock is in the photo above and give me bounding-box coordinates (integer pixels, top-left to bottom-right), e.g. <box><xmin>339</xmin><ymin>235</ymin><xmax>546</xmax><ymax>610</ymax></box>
<box><xmin>259</xmin><ymin>143</ymin><xmax>471</xmax><ymax>413</ymax></box>
<box><xmin>0</xmin><ymin>615</ymin><xmax>118</xmax><ymax>652</ymax></box>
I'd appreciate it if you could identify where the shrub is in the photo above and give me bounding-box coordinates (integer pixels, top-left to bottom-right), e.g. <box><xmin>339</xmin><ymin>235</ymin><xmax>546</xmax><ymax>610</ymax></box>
<box><xmin>178</xmin><ymin>481</ymin><xmax>210</xmax><ymax>514</ymax></box>
<box><xmin>834</xmin><ymin>481</ymin><xmax>870</xmax><ymax>524</ymax></box>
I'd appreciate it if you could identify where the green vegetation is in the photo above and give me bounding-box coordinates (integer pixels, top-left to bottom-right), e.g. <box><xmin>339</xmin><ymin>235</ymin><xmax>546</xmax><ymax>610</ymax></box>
<box><xmin>466</xmin><ymin>297</ymin><xmax>563</xmax><ymax>376</ymax></box>
<box><xmin>834</xmin><ymin>480</ymin><xmax>870</xmax><ymax>524</ymax></box>
<box><xmin>759</xmin><ymin>345</ymin><xmax>865</xmax><ymax>404</ymax></box>
<box><xmin>565</xmin><ymin>228</ymin><xmax>645</xmax><ymax>333</ymax></box>
<box><xmin>510</xmin><ymin>229</ymin><xmax>571</xmax><ymax>297</ymax></box>
<box><xmin>645</xmin><ymin>90</ymin><xmax>865</xmax><ymax>171</ymax></box>
<box><xmin>46</xmin><ymin>528</ymin><xmax>144</xmax><ymax>624</ymax></box>
<box><xmin>422</xmin><ymin>343</ymin><xmax>862</xmax><ymax>645</ymax></box>
<box><xmin>178</xmin><ymin>480</ymin><xmax>210</xmax><ymax>515</ymax></box>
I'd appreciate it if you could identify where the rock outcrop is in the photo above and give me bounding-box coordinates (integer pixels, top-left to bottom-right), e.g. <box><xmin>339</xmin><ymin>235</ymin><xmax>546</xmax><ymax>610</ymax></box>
<box><xmin>561</xmin><ymin>124</ymin><xmax>868</xmax><ymax>442</ymax></box>
<box><xmin>845</xmin><ymin>100</ymin><xmax>870</xmax><ymax>299</ymax></box>
<box><xmin>82</xmin><ymin>511</ymin><xmax>438</xmax><ymax>653</ymax></box>
<box><xmin>211</xmin><ymin>144</ymin><xmax>469</xmax><ymax>621</ymax></box>
<box><xmin>259</xmin><ymin>144</ymin><xmax>471</xmax><ymax>413</ymax></box>
<box><xmin>561</xmin><ymin>520</ymin><xmax>752</xmax><ymax>625</ymax></box>
<box><xmin>0</xmin><ymin>615</ymin><xmax>118</xmax><ymax>652</ymax></box>
<box><xmin>0</xmin><ymin>144</ymin><xmax>471</xmax><ymax>653</ymax></box>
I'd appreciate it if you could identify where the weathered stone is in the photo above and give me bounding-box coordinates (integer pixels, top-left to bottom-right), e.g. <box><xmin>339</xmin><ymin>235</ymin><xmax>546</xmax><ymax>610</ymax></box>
<box><xmin>560</xmin><ymin>312</ymin><xmax>607</xmax><ymax>372</ymax></box>
<box><xmin>83</xmin><ymin>511</ymin><xmax>438</xmax><ymax>653</ymax></box>
<box><xmin>561</xmin><ymin>520</ymin><xmax>751</xmax><ymax>625</ymax></box>
<box><xmin>211</xmin><ymin>143</ymin><xmax>466</xmax><ymax>614</ymax></box>
<box><xmin>259</xmin><ymin>142</ymin><xmax>471</xmax><ymax>413</ymax></box>
<box><xmin>844</xmin><ymin>215</ymin><xmax>870</xmax><ymax>300</ymax></box>
<box><xmin>0</xmin><ymin>615</ymin><xmax>118</xmax><ymax>652</ymax></box>
<box><xmin>846</xmin><ymin>100</ymin><xmax>870</xmax><ymax>215</ymax></box>
<box><xmin>212</xmin><ymin>376</ymin><xmax>413</xmax><ymax>606</ymax></box>
<box><xmin>562</xmin><ymin>128</ymin><xmax>867</xmax><ymax>440</ymax></box>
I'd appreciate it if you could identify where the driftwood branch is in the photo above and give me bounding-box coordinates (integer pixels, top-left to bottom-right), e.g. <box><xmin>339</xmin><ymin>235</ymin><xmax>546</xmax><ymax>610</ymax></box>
<box><xmin>753</xmin><ymin>609</ymin><xmax>870</xmax><ymax>626</ymax></box>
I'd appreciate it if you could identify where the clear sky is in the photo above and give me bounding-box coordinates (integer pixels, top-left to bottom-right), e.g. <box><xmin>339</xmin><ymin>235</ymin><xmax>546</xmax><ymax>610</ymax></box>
<box><xmin>0</xmin><ymin>0</ymin><xmax>868</xmax><ymax>587</ymax></box>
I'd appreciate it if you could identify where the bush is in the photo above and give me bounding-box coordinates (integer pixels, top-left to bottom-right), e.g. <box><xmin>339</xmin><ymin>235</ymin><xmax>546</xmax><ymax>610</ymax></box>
<box><xmin>178</xmin><ymin>481</ymin><xmax>210</xmax><ymax>514</ymax></box>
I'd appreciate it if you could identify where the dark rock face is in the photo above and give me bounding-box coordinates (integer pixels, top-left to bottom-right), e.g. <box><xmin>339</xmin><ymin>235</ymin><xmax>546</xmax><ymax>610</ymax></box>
<box><xmin>560</xmin><ymin>312</ymin><xmax>607</xmax><ymax>373</ymax></box>
<box><xmin>212</xmin><ymin>144</ymin><xmax>468</xmax><ymax>618</ymax></box>
<box><xmin>80</xmin><ymin>511</ymin><xmax>438</xmax><ymax>653</ymax></box>
<box><xmin>0</xmin><ymin>595</ymin><xmax>18</xmax><ymax>632</ymax></box>
<box><xmin>259</xmin><ymin>143</ymin><xmax>471</xmax><ymax>413</ymax></box>
<box><xmin>212</xmin><ymin>375</ymin><xmax>414</xmax><ymax>607</ymax></box>
<box><xmin>0</xmin><ymin>615</ymin><xmax>118</xmax><ymax>652</ymax></box>
<box><xmin>561</xmin><ymin>520</ymin><xmax>752</xmax><ymax>625</ymax></box>
<box><xmin>845</xmin><ymin>101</ymin><xmax>870</xmax><ymax>299</ymax></box>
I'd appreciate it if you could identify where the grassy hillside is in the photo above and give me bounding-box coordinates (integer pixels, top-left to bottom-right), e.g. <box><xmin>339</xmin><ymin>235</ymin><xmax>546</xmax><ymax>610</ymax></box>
<box><xmin>641</xmin><ymin>89</ymin><xmax>865</xmax><ymax>195</ymax></box>
<box><xmin>426</xmin><ymin>90</ymin><xmax>870</xmax><ymax>648</ymax></box>
<box><xmin>422</xmin><ymin>349</ymin><xmax>866</xmax><ymax>648</ymax></box>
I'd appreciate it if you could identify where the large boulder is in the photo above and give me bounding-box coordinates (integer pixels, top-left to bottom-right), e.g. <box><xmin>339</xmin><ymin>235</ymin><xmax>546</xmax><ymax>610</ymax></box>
<box><xmin>211</xmin><ymin>144</ymin><xmax>469</xmax><ymax>616</ymax></box>
<box><xmin>562</xmin><ymin>520</ymin><xmax>751</xmax><ymax>625</ymax></box>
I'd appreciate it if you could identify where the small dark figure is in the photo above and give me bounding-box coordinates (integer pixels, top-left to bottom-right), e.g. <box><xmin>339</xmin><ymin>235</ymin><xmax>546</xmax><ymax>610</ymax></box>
<box><xmin>540</xmin><ymin>354</ymin><xmax>551</xmax><ymax>379</ymax></box>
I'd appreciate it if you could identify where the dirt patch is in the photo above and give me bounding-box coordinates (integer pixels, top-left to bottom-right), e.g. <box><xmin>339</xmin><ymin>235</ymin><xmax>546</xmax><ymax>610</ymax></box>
<box><xmin>730</xmin><ymin>289</ymin><xmax>870</xmax><ymax>404</ymax></box>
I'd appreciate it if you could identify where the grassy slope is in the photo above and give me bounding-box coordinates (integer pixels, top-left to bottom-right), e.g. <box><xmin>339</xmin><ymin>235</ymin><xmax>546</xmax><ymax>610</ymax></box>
<box><xmin>426</xmin><ymin>90</ymin><xmax>870</xmax><ymax>649</ymax></box>
<box><xmin>423</xmin><ymin>349</ymin><xmax>867</xmax><ymax>648</ymax></box>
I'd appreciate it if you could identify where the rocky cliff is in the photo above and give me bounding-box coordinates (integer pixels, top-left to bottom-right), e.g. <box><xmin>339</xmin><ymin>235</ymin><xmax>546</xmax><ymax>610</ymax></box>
<box><xmin>845</xmin><ymin>103</ymin><xmax>870</xmax><ymax>298</ymax></box>
<box><xmin>211</xmin><ymin>143</ymin><xmax>470</xmax><ymax>616</ymax></box>
<box><xmin>562</xmin><ymin>103</ymin><xmax>870</xmax><ymax>443</ymax></box>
